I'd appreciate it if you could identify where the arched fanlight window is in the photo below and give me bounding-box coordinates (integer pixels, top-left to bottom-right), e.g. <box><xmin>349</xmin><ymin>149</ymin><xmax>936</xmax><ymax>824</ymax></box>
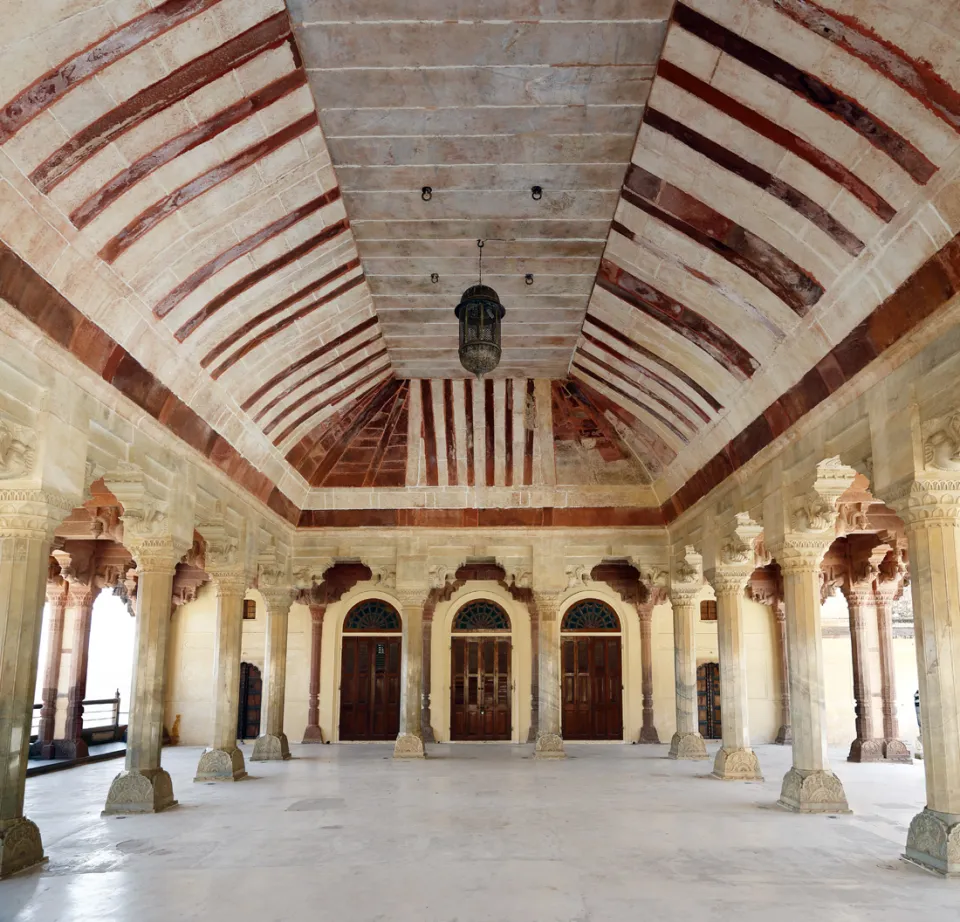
<box><xmin>561</xmin><ymin>599</ymin><xmax>620</xmax><ymax>632</ymax></box>
<box><xmin>452</xmin><ymin>599</ymin><xmax>511</xmax><ymax>632</ymax></box>
<box><xmin>343</xmin><ymin>599</ymin><xmax>401</xmax><ymax>632</ymax></box>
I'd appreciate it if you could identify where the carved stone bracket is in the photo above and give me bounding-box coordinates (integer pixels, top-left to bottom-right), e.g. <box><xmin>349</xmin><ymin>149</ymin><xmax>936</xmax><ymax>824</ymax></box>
<box><xmin>0</xmin><ymin>417</ymin><xmax>37</xmax><ymax>481</ymax></box>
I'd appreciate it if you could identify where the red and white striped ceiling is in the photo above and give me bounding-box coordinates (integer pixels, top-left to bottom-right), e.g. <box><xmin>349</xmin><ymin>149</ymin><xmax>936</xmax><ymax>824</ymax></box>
<box><xmin>1</xmin><ymin>0</ymin><xmax>958</xmax><ymax>502</ymax></box>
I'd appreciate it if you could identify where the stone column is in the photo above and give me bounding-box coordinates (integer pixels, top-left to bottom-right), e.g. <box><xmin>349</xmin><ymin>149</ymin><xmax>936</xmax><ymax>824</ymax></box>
<box><xmin>668</xmin><ymin>583</ymin><xmax>708</xmax><ymax>761</ymax></box>
<box><xmin>53</xmin><ymin>579</ymin><xmax>96</xmax><ymax>760</ymax></box>
<box><xmin>711</xmin><ymin>567</ymin><xmax>763</xmax><ymax>780</ymax></box>
<box><xmin>773</xmin><ymin>600</ymin><xmax>793</xmax><ymax>744</ymax></box>
<box><xmin>252</xmin><ymin>590</ymin><xmax>293</xmax><ymax>761</ymax></box>
<box><xmin>0</xmin><ymin>491</ymin><xmax>73</xmax><ymax>878</ymax></box>
<box><xmin>421</xmin><ymin>605</ymin><xmax>435</xmax><ymax>744</ymax></box>
<box><xmin>395</xmin><ymin>591</ymin><xmax>426</xmax><ymax>758</ymax></box>
<box><xmin>637</xmin><ymin>599</ymin><xmax>660</xmax><ymax>743</ymax></box>
<box><xmin>103</xmin><ymin>535</ymin><xmax>184</xmax><ymax>814</ymax></box>
<box><xmin>774</xmin><ymin>539</ymin><xmax>849</xmax><ymax>813</ymax></box>
<box><xmin>843</xmin><ymin>584</ymin><xmax>884</xmax><ymax>762</ymax></box>
<box><xmin>302</xmin><ymin>603</ymin><xmax>325</xmax><ymax>742</ymax></box>
<box><xmin>527</xmin><ymin>600</ymin><xmax>540</xmax><ymax>744</ymax></box>
<box><xmin>893</xmin><ymin>483</ymin><xmax>960</xmax><ymax>875</ymax></box>
<box><xmin>532</xmin><ymin>593</ymin><xmax>564</xmax><ymax>758</ymax></box>
<box><xmin>37</xmin><ymin>577</ymin><xmax>67</xmax><ymax>759</ymax></box>
<box><xmin>195</xmin><ymin>570</ymin><xmax>248</xmax><ymax>782</ymax></box>
<box><xmin>874</xmin><ymin>572</ymin><xmax>911</xmax><ymax>762</ymax></box>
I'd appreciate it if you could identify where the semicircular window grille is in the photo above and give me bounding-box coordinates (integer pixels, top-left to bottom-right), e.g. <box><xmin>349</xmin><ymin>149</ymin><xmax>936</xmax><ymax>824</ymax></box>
<box><xmin>452</xmin><ymin>599</ymin><xmax>511</xmax><ymax>632</ymax></box>
<box><xmin>561</xmin><ymin>599</ymin><xmax>620</xmax><ymax>632</ymax></box>
<box><xmin>343</xmin><ymin>599</ymin><xmax>402</xmax><ymax>632</ymax></box>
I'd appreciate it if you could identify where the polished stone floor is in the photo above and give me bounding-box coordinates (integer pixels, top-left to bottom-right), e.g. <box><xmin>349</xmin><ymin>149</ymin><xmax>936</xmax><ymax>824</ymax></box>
<box><xmin>2</xmin><ymin>742</ymin><xmax>956</xmax><ymax>921</ymax></box>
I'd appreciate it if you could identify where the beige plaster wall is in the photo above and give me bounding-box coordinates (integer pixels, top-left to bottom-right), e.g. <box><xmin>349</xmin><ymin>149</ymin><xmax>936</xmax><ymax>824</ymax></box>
<box><xmin>164</xmin><ymin>586</ymin><xmax>311</xmax><ymax>746</ymax></box>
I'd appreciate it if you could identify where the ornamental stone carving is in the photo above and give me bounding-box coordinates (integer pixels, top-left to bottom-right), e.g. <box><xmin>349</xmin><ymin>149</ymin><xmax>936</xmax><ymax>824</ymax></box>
<box><xmin>564</xmin><ymin>564</ymin><xmax>589</xmax><ymax>589</ymax></box>
<box><xmin>0</xmin><ymin>489</ymin><xmax>78</xmax><ymax>540</ymax></box>
<box><xmin>370</xmin><ymin>565</ymin><xmax>396</xmax><ymax>589</ymax></box>
<box><xmin>393</xmin><ymin>733</ymin><xmax>426</xmax><ymax>759</ymax></box>
<box><xmin>713</xmin><ymin>747</ymin><xmax>763</xmax><ymax>781</ymax></box>
<box><xmin>0</xmin><ymin>418</ymin><xmax>36</xmax><ymax>480</ymax></box>
<box><xmin>194</xmin><ymin>747</ymin><xmax>245</xmax><ymax>781</ymax></box>
<box><xmin>0</xmin><ymin>817</ymin><xmax>45</xmax><ymax>877</ymax></box>
<box><xmin>252</xmin><ymin>734</ymin><xmax>291</xmax><ymax>762</ymax></box>
<box><xmin>669</xmin><ymin>732</ymin><xmax>709</xmax><ymax>761</ymax></box>
<box><xmin>777</xmin><ymin>767</ymin><xmax>850</xmax><ymax>814</ymax></box>
<box><xmin>428</xmin><ymin>564</ymin><xmax>456</xmax><ymax>590</ymax></box>
<box><xmin>103</xmin><ymin>769</ymin><xmax>177</xmax><ymax>814</ymax></box>
<box><xmin>905</xmin><ymin>809</ymin><xmax>960</xmax><ymax>875</ymax></box>
<box><xmin>534</xmin><ymin>732</ymin><xmax>565</xmax><ymax>758</ymax></box>
<box><xmin>923</xmin><ymin>413</ymin><xmax>960</xmax><ymax>471</ymax></box>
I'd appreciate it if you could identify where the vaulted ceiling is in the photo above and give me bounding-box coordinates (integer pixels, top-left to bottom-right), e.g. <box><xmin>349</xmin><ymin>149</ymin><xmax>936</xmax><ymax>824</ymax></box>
<box><xmin>1</xmin><ymin>0</ymin><xmax>959</xmax><ymax>512</ymax></box>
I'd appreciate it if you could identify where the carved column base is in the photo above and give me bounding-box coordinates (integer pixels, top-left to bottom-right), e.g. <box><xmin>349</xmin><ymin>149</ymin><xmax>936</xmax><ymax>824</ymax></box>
<box><xmin>0</xmin><ymin>818</ymin><xmax>45</xmax><ymax>879</ymax></box>
<box><xmin>103</xmin><ymin>769</ymin><xmax>177</xmax><ymax>815</ymax></box>
<box><xmin>251</xmin><ymin>733</ymin><xmax>291</xmax><ymax>761</ymax></box>
<box><xmin>194</xmin><ymin>747</ymin><xmax>247</xmax><ymax>782</ymax></box>
<box><xmin>904</xmin><ymin>808</ymin><xmax>960</xmax><ymax>876</ymax></box>
<box><xmin>774</xmin><ymin>725</ymin><xmax>792</xmax><ymax>745</ymax></box>
<box><xmin>393</xmin><ymin>733</ymin><xmax>425</xmax><ymax>759</ymax></box>
<box><xmin>668</xmin><ymin>731</ymin><xmax>708</xmax><ymax>760</ymax></box>
<box><xmin>777</xmin><ymin>768</ymin><xmax>850</xmax><ymax>814</ymax></box>
<box><xmin>51</xmin><ymin>738</ymin><xmax>89</xmax><ymax>760</ymax></box>
<box><xmin>847</xmin><ymin>738</ymin><xmax>885</xmax><ymax>762</ymax></box>
<box><xmin>883</xmin><ymin>738</ymin><xmax>913</xmax><ymax>763</ymax></box>
<box><xmin>534</xmin><ymin>732</ymin><xmax>566</xmax><ymax>760</ymax></box>
<box><xmin>422</xmin><ymin>725</ymin><xmax>436</xmax><ymax>745</ymax></box>
<box><xmin>712</xmin><ymin>747</ymin><xmax>763</xmax><ymax>781</ymax></box>
<box><xmin>301</xmin><ymin>725</ymin><xmax>325</xmax><ymax>744</ymax></box>
<box><xmin>638</xmin><ymin>726</ymin><xmax>661</xmax><ymax>744</ymax></box>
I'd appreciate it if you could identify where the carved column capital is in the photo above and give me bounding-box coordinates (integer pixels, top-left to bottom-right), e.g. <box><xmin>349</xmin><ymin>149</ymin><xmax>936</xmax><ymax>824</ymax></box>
<box><xmin>883</xmin><ymin>477</ymin><xmax>960</xmax><ymax>528</ymax></box>
<box><xmin>260</xmin><ymin>587</ymin><xmax>295</xmax><ymax>617</ymax></box>
<box><xmin>395</xmin><ymin>589</ymin><xmax>428</xmax><ymax>611</ymax></box>
<box><xmin>532</xmin><ymin>591</ymin><xmax>563</xmax><ymax>622</ymax></box>
<box><xmin>65</xmin><ymin>579</ymin><xmax>96</xmax><ymax>610</ymax></box>
<box><xmin>0</xmin><ymin>489</ymin><xmax>78</xmax><ymax>541</ymax></box>
<box><xmin>769</xmin><ymin>535</ymin><xmax>834</xmax><ymax>573</ymax></box>
<box><xmin>710</xmin><ymin>566</ymin><xmax>753</xmax><ymax>596</ymax></box>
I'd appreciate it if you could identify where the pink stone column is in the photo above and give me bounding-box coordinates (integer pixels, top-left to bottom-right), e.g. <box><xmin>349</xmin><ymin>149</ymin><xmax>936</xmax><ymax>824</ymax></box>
<box><xmin>54</xmin><ymin>580</ymin><xmax>96</xmax><ymax>760</ymax></box>
<box><xmin>37</xmin><ymin>579</ymin><xmax>67</xmax><ymax>758</ymax></box>
<box><xmin>302</xmin><ymin>603</ymin><xmax>326</xmax><ymax>743</ymax></box>
<box><xmin>637</xmin><ymin>600</ymin><xmax>660</xmax><ymax>743</ymax></box>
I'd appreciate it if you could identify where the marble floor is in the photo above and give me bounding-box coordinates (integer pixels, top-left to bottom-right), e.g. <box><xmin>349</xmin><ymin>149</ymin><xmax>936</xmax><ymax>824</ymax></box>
<box><xmin>1</xmin><ymin>742</ymin><xmax>956</xmax><ymax>921</ymax></box>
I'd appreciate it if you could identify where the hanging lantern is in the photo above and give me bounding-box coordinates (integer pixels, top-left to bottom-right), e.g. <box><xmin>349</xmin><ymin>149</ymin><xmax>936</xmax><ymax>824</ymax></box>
<box><xmin>455</xmin><ymin>240</ymin><xmax>505</xmax><ymax>378</ymax></box>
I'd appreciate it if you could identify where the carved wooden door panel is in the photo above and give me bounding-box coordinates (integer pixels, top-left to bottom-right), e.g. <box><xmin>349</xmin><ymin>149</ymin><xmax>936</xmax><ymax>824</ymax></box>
<box><xmin>561</xmin><ymin>637</ymin><xmax>623</xmax><ymax>740</ymax></box>
<box><xmin>697</xmin><ymin>662</ymin><xmax>722</xmax><ymax>739</ymax></box>
<box><xmin>451</xmin><ymin>637</ymin><xmax>511</xmax><ymax>741</ymax></box>
<box><xmin>237</xmin><ymin>662</ymin><xmax>262</xmax><ymax>740</ymax></box>
<box><xmin>339</xmin><ymin>637</ymin><xmax>401</xmax><ymax>741</ymax></box>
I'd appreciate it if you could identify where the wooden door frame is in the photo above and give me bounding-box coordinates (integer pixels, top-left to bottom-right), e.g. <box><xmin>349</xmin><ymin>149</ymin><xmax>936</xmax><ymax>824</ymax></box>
<box><xmin>449</xmin><ymin>634</ymin><xmax>513</xmax><ymax>741</ymax></box>
<box><xmin>559</xmin><ymin>632</ymin><xmax>624</xmax><ymax>741</ymax></box>
<box><xmin>338</xmin><ymin>634</ymin><xmax>402</xmax><ymax>741</ymax></box>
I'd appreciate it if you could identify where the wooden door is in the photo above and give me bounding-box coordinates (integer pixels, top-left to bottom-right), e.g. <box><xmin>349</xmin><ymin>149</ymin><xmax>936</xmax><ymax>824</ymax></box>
<box><xmin>697</xmin><ymin>662</ymin><xmax>722</xmax><ymax>739</ymax></box>
<box><xmin>237</xmin><ymin>663</ymin><xmax>262</xmax><ymax>740</ymax></box>
<box><xmin>450</xmin><ymin>637</ymin><xmax>511</xmax><ymax>740</ymax></box>
<box><xmin>561</xmin><ymin>637</ymin><xmax>623</xmax><ymax>740</ymax></box>
<box><xmin>339</xmin><ymin>637</ymin><xmax>402</xmax><ymax>740</ymax></box>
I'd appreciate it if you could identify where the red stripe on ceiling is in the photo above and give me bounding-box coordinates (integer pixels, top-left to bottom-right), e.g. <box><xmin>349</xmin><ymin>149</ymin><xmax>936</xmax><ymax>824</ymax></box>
<box><xmin>579</xmin><ymin>326</ymin><xmax>710</xmax><ymax>423</ymax></box>
<box><xmin>657</xmin><ymin>60</ymin><xmax>895</xmax><ymax>223</ymax></box>
<box><xmin>155</xmin><ymin>185</ymin><xmax>340</xmax><ymax>320</ymax></box>
<box><xmin>573</xmin><ymin>346</ymin><xmax>698</xmax><ymax>436</ymax></box>
<box><xmin>253</xmin><ymin>332</ymin><xmax>382</xmax><ymax>424</ymax></box>
<box><xmin>272</xmin><ymin>359</ymin><xmax>390</xmax><ymax>446</ymax></box>
<box><xmin>443</xmin><ymin>379</ymin><xmax>457</xmax><ymax>487</ymax></box>
<box><xmin>523</xmin><ymin>379</ymin><xmax>535</xmax><ymax>486</ymax></box>
<box><xmin>297</xmin><ymin>507</ymin><xmax>668</xmax><ymax>529</ymax></box>
<box><xmin>0</xmin><ymin>0</ymin><xmax>221</xmax><ymax>144</ymax></box>
<box><xmin>242</xmin><ymin>314</ymin><xmax>378</xmax><ymax>411</ymax></box>
<box><xmin>571</xmin><ymin>362</ymin><xmax>690</xmax><ymax>444</ymax></box>
<box><xmin>583</xmin><ymin>314</ymin><xmax>721</xmax><ymax>412</ymax></box>
<box><xmin>208</xmin><ymin>273</ymin><xmax>365</xmax><ymax>379</ymax></box>
<box><xmin>504</xmin><ymin>380</ymin><xmax>513</xmax><ymax>487</ymax></box>
<box><xmin>597</xmin><ymin>258</ymin><xmax>758</xmax><ymax>382</ymax></box>
<box><xmin>764</xmin><ymin>0</ymin><xmax>960</xmax><ymax>133</ymax></box>
<box><xmin>421</xmin><ymin>379</ymin><xmax>439</xmax><ymax>487</ymax></box>
<box><xmin>673</xmin><ymin>3</ymin><xmax>937</xmax><ymax>185</ymax></box>
<box><xmin>72</xmin><ymin>70</ymin><xmax>309</xmax><ymax>230</ymax></box>
<box><xmin>197</xmin><ymin>221</ymin><xmax>351</xmax><ymax>357</ymax></box>
<box><xmin>100</xmin><ymin>112</ymin><xmax>317</xmax><ymax>264</ymax></box>
<box><xmin>484</xmin><ymin>378</ymin><xmax>495</xmax><ymax>487</ymax></box>
<box><xmin>264</xmin><ymin>345</ymin><xmax>388</xmax><ymax>435</ymax></box>
<box><xmin>465</xmin><ymin>377</ymin><xmax>475</xmax><ymax>487</ymax></box>
<box><xmin>644</xmin><ymin>108</ymin><xmax>864</xmax><ymax>257</ymax></box>
<box><xmin>29</xmin><ymin>12</ymin><xmax>292</xmax><ymax>194</ymax></box>
<box><xmin>363</xmin><ymin>382</ymin><xmax>409</xmax><ymax>487</ymax></box>
<box><xmin>623</xmin><ymin>164</ymin><xmax>823</xmax><ymax>315</ymax></box>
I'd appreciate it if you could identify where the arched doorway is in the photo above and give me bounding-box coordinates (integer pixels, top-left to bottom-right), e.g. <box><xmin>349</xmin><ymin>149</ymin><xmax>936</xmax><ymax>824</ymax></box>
<box><xmin>697</xmin><ymin>662</ymin><xmax>722</xmax><ymax>739</ymax></box>
<box><xmin>339</xmin><ymin>599</ymin><xmax>402</xmax><ymax>741</ymax></box>
<box><xmin>450</xmin><ymin>600</ymin><xmax>512</xmax><ymax>741</ymax></box>
<box><xmin>237</xmin><ymin>662</ymin><xmax>262</xmax><ymax>741</ymax></box>
<box><xmin>561</xmin><ymin>599</ymin><xmax>623</xmax><ymax>740</ymax></box>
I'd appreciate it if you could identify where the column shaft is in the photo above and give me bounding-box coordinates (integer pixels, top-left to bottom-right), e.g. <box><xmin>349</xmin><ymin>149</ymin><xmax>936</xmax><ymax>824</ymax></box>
<box><xmin>302</xmin><ymin>604</ymin><xmax>325</xmax><ymax>742</ymax></box>
<box><xmin>194</xmin><ymin>580</ymin><xmax>247</xmax><ymax>781</ymax></box>
<box><xmin>637</xmin><ymin>602</ymin><xmax>659</xmax><ymax>743</ymax></box>
<box><xmin>776</xmin><ymin>554</ymin><xmax>849</xmax><ymax>812</ymax></box>
<box><xmin>874</xmin><ymin>590</ymin><xmax>911</xmax><ymax>762</ymax></box>
<box><xmin>901</xmin><ymin>506</ymin><xmax>960</xmax><ymax>874</ymax></box>
<box><xmin>534</xmin><ymin>595</ymin><xmax>564</xmax><ymax>758</ymax></box>
<box><xmin>773</xmin><ymin>604</ymin><xmax>793</xmax><ymax>744</ymax></box>
<box><xmin>712</xmin><ymin>579</ymin><xmax>762</xmax><ymax>780</ymax></box>
<box><xmin>252</xmin><ymin>593</ymin><xmax>291</xmax><ymax>761</ymax></box>
<box><xmin>845</xmin><ymin>588</ymin><xmax>883</xmax><ymax>762</ymax></box>
<box><xmin>421</xmin><ymin>614</ymin><xmax>435</xmax><ymax>743</ymax></box>
<box><xmin>394</xmin><ymin>597</ymin><xmax>425</xmax><ymax>758</ymax></box>
<box><xmin>104</xmin><ymin>558</ymin><xmax>180</xmax><ymax>813</ymax></box>
<box><xmin>55</xmin><ymin>583</ymin><xmax>95</xmax><ymax>759</ymax></box>
<box><xmin>37</xmin><ymin>582</ymin><xmax>66</xmax><ymax>758</ymax></box>
<box><xmin>668</xmin><ymin>594</ymin><xmax>707</xmax><ymax>760</ymax></box>
<box><xmin>0</xmin><ymin>532</ymin><xmax>53</xmax><ymax>877</ymax></box>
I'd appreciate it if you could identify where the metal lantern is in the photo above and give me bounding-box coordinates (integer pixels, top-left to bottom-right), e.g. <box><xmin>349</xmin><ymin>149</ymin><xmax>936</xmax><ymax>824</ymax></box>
<box><xmin>455</xmin><ymin>240</ymin><xmax>505</xmax><ymax>378</ymax></box>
